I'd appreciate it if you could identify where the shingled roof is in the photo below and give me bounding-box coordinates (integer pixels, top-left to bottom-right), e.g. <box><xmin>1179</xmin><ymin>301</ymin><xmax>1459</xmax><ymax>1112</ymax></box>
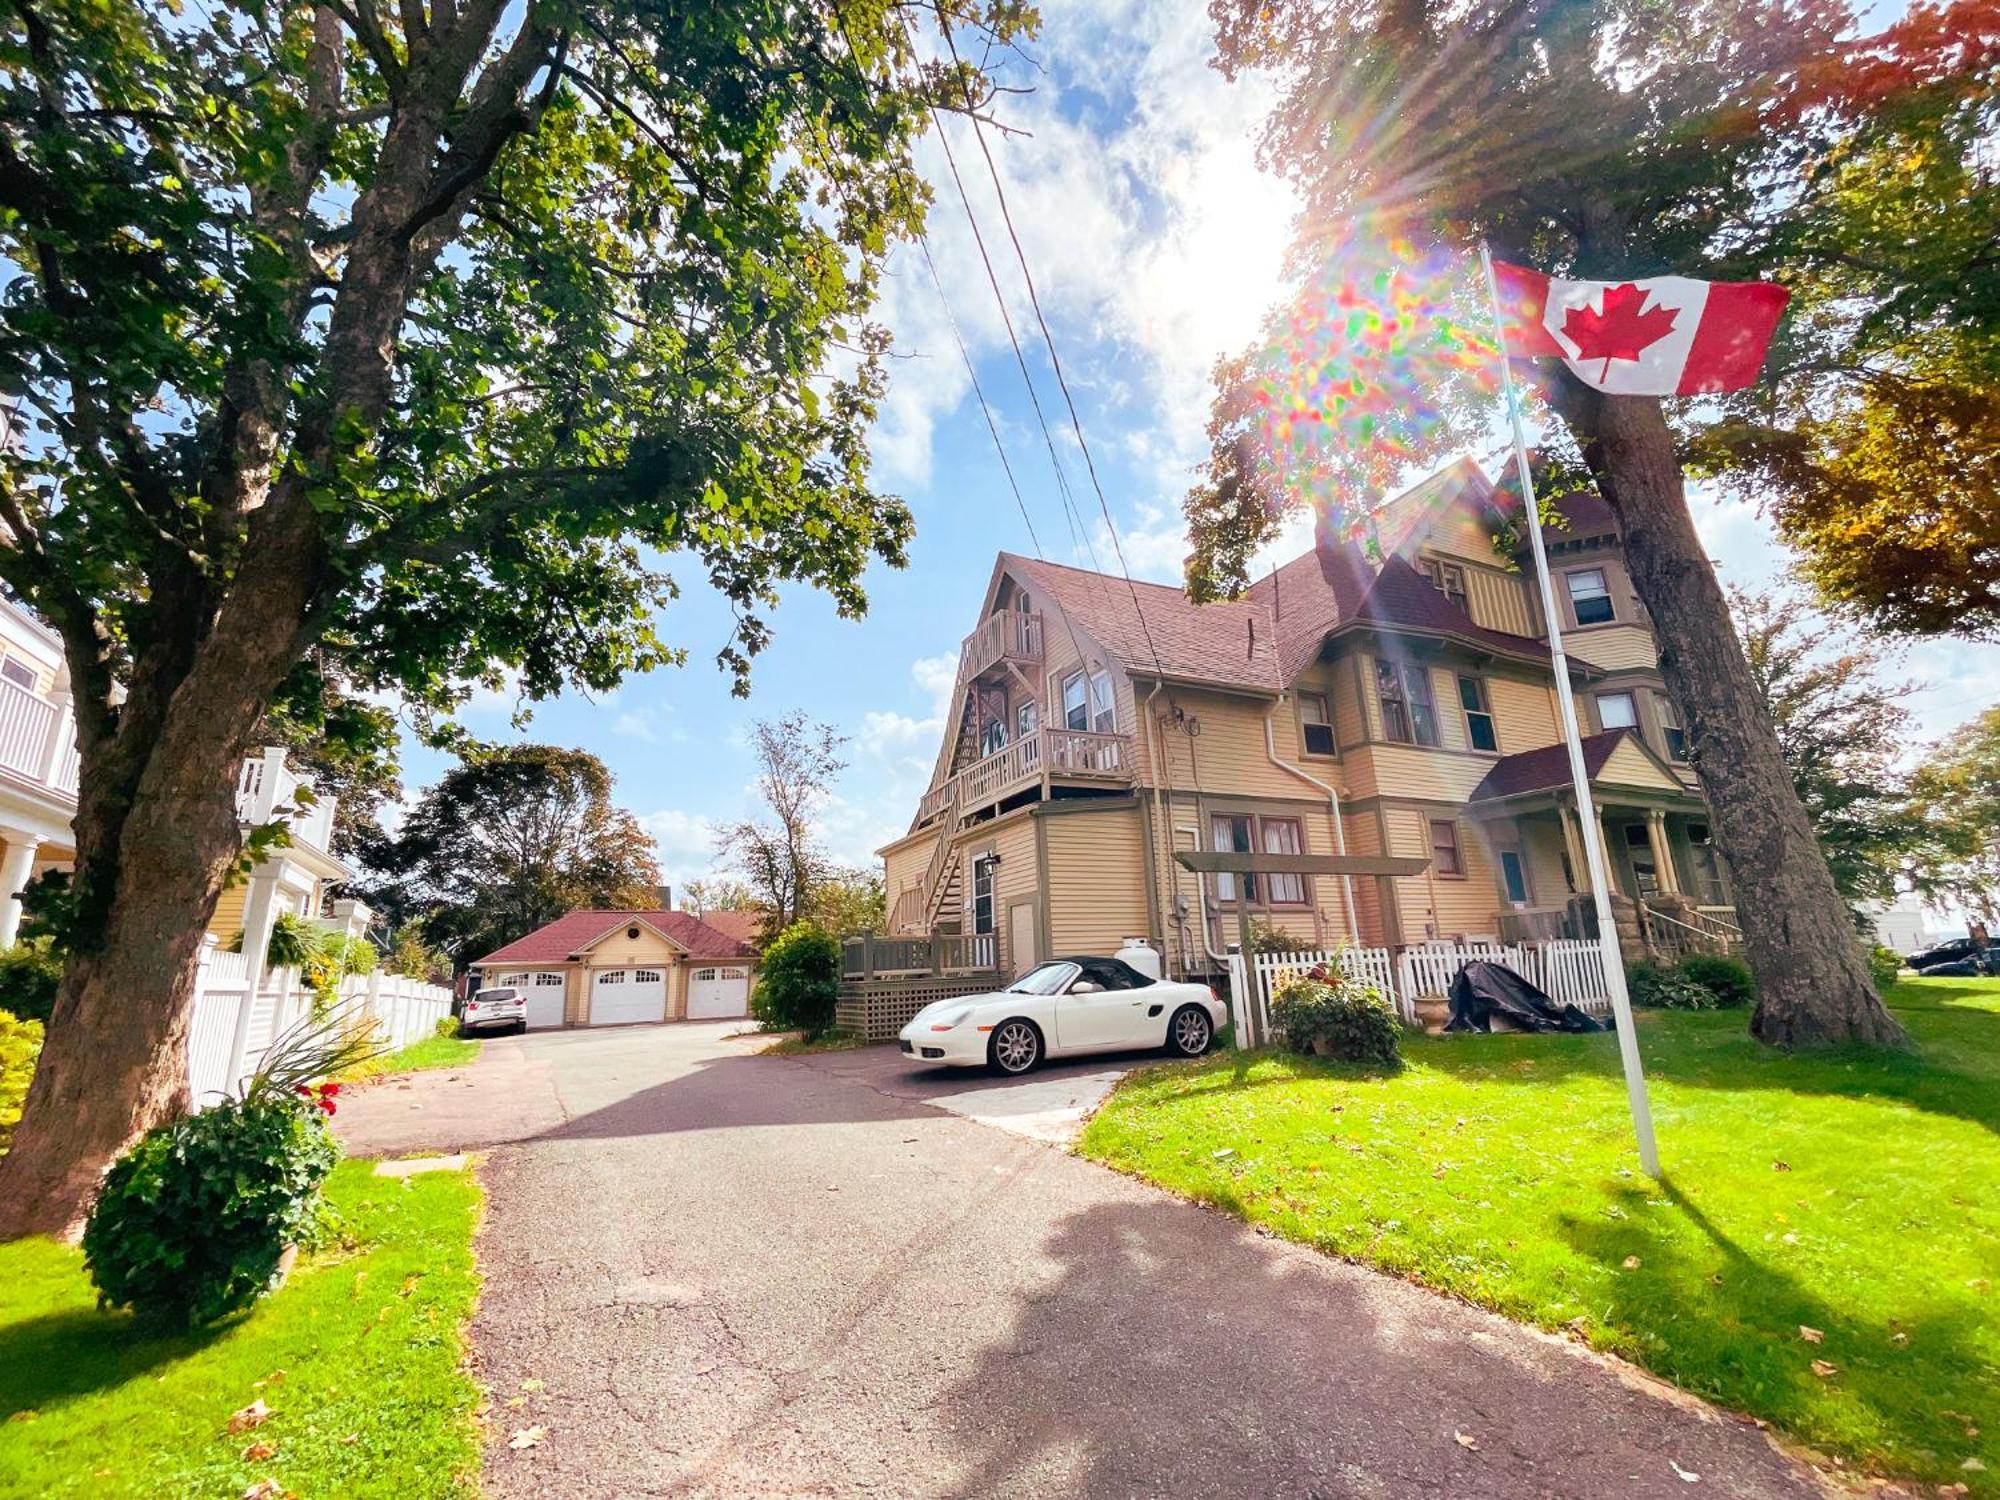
<box><xmin>1468</xmin><ymin>730</ymin><xmax>1632</xmax><ymax>803</ymax></box>
<box><xmin>474</xmin><ymin>910</ymin><xmax>755</xmax><ymax>968</ymax></box>
<box><xmin>1005</xmin><ymin>553</ymin><xmax>1283</xmax><ymax>692</ymax></box>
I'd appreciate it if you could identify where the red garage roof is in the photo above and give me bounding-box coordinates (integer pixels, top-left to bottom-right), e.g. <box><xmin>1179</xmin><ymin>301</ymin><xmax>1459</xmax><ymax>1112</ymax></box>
<box><xmin>474</xmin><ymin>910</ymin><xmax>755</xmax><ymax>968</ymax></box>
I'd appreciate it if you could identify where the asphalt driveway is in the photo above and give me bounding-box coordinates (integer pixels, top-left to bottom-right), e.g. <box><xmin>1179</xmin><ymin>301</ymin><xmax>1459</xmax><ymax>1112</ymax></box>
<box><xmin>337</xmin><ymin>1025</ymin><xmax>1827</xmax><ymax>1499</ymax></box>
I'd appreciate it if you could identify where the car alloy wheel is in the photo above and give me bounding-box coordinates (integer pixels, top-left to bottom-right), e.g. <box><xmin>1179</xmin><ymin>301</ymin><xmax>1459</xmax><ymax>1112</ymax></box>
<box><xmin>1170</xmin><ymin>1006</ymin><xmax>1211</xmax><ymax>1057</ymax></box>
<box><xmin>992</xmin><ymin>1020</ymin><xmax>1040</xmax><ymax>1075</ymax></box>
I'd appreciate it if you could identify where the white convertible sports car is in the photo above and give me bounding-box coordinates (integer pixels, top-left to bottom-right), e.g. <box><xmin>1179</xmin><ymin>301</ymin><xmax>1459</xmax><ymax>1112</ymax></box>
<box><xmin>898</xmin><ymin>956</ymin><xmax>1229</xmax><ymax>1076</ymax></box>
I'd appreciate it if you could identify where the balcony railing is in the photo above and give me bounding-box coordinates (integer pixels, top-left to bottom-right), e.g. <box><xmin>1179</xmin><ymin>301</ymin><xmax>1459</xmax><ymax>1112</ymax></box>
<box><xmin>958</xmin><ymin>610</ymin><xmax>1044</xmax><ymax>683</ymax></box>
<box><xmin>917</xmin><ymin>725</ymin><xmax>1134</xmax><ymax>831</ymax></box>
<box><xmin>0</xmin><ymin>674</ymin><xmax>79</xmax><ymax>796</ymax></box>
<box><xmin>236</xmin><ymin>747</ymin><xmax>339</xmax><ymax>855</ymax></box>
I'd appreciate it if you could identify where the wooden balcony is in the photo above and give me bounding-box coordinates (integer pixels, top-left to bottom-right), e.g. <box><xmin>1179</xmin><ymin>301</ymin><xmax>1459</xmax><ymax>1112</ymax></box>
<box><xmin>917</xmin><ymin>725</ymin><xmax>1133</xmax><ymax>829</ymax></box>
<box><xmin>0</xmin><ymin>675</ymin><xmax>78</xmax><ymax>796</ymax></box>
<box><xmin>958</xmin><ymin>609</ymin><xmax>1044</xmax><ymax>683</ymax></box>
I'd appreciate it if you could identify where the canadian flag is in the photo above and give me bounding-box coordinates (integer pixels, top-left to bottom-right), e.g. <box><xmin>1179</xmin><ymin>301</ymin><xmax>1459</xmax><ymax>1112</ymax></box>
<box><xmin>1492</xmin><ymin>262</ymin><xmax>1790</xmax><ymax>396</ymax></box>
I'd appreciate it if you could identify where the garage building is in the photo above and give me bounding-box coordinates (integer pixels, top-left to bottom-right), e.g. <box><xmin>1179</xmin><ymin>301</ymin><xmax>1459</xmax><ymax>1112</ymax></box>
<box><xmin>471</xmin><ymin>909</ymin><xmax>758</xmax><ymax>1029</ymax></box>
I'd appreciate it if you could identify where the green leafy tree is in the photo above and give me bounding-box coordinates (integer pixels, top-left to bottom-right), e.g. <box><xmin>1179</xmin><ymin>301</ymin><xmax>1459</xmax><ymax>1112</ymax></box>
<box><xmin>1903</xmin><ymin>707</ymin><xmax>2000</xmax><ymax>925</ymax></box>
<box><xmin>361</xmin><ymin>746</ymin><xmax>661</xmax><ymax>968</ymax></box>
<box><xmin>750</xmin><ymin>920</ymin><xmax>841</xmax><ymax>1039</ymax></box>
<box><xmin>1188</xmin><ymin>0</ymin><xmax>1976</xmax><ymax>1045</ymax></box>
<box><xmin>1729</xmin><ymin>582</ymin><xmax>1920</xmax><ymax>906</ymax></box>
<box><xmin>807</xmin><ymin>866</ymin><xmax>887</xmax><ymax>936</ymax></box>
<box><xmin>0</xmin><ymin>0</ymin><xmax>1030</xmax><ymax>1234</ymax></box>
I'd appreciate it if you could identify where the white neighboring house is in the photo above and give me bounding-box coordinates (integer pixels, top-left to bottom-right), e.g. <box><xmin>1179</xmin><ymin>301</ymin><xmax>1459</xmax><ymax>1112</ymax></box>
<box><xmin>0</xmin><ymin>593</ymin><xmax>80</xmax><ymax>945</ymax></box>
<box><xmin>0</xmin><ymin>591</ymin><xmax>352</xmax><ymax>967</ymax></box>
<box><xmin>1859</xmin><ymin>895</ymin><xmax>1931</xmax><ymax>956</ymax></box>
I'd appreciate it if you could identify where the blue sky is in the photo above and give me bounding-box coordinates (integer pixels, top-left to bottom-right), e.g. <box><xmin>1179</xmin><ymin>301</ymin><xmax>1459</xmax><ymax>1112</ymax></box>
<box><xmin>393</xmin><ymin>0</ymin><xmax>1998</xmax><ymax>896</ymax></box>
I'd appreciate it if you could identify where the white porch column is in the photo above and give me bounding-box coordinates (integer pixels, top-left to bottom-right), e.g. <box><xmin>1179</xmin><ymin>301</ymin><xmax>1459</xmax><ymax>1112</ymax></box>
<box><xmin>0</xmin><ymin>830</ymin><xmax>42</xmax><ymax>948</ymax></box>
<box><xmin>330</xmin><ymin>897</ymin><xmax>372</xmax><ymax>941</ymax></box>
<box><xmin>237</xmin><ymin>865</ymin><xmax>284</xmax><ymax>991</ymax></box>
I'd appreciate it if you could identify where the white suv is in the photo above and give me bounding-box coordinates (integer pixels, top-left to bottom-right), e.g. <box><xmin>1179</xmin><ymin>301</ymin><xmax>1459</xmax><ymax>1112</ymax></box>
<box><xmin>461</xmin><ymin>985</ymin><xmax>529</xmax><ymax>1035</ymax></box>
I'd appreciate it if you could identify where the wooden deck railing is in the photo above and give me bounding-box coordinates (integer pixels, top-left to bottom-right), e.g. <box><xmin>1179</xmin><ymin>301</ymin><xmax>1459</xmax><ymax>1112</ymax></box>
<box><xmin>913</xmin><ymin>725</ymin><xmax>1134</xmax><ymax>831</ymax></box>
<box><xmin>958</xmin><ymin>610</ymin><xmax>1044</xmax><ymax>683</ymax></box>
<box><xmin>841</xmin><ymin>931</ymin><xmax>999</xmax><ymax>979</ymax></box>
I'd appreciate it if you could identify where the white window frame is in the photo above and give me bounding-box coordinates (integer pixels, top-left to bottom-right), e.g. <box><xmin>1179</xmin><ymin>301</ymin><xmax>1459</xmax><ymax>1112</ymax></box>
<box><xmin>1596</xmin><ymin>690</ymin><xmax>1639</xmax><ymax>732</ymax></box>
<box><xmin>1565</xmin><ymin>567</ymin><xmax>1615</xmax><ymax>626</ymax></box>
<box><xmin>1061</xmin><ymin>671</ymin><xmax>1089</xmax><ymax>732</ymax></box>
<box><xmin>1298</xmin><ymin>691</ymin><xmax>1335</xmax><ymax>757</ymax></box>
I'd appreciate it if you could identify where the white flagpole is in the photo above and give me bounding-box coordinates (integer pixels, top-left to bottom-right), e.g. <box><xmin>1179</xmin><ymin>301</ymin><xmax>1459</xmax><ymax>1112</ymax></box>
<box><xmin>1478</xmin><ymin>241</ymin><xmax>1660</xmax><ymax>1179</ymax></box>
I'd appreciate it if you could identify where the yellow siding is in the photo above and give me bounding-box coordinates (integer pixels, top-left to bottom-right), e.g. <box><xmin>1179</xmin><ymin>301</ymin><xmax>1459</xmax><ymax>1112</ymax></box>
<box><xmin>1143</xmin><ymin>688</ymin><xmax>1292</xmax><ymax>799</ymax></box>
<box><xmin>1599</xmin><ymin>736</ymin><xmax>1683</xmax><ymax>792</ymax></box>
<box><xmin>1416</xmin><ymin>508</ymin><xmax>1497</xmax><ymax>561</ymax></box>
<box><xmin>579</xmin><ymin>921</ymin><xmax>682</xmax><ymax>968</ymax></box>
<box><xmin>1383</xmin><ymin>806</ymin><xmax>1506</xmax><ymax>943</ymax></box>
<box><xmin>208</xmin><ymin>882</ymin><xmax>248</xmax><ymax>944</ymax></box>
<box><xmin>1463</xmin><ymin>564</ymin><xmax>1536</xmax><ymax>636</ymax></box>
<box><xmin>1570</xmin><ymin>624</ymin><xmax>1660</xmax><ymax>672</ymax></box>
<box><xmin>882</xmin><ymin>832</ymin><xmax>937</xmax><ymax>924</ymax></box>
<box><xmin>1349</xmin><ymin>744</ymin><xmax>1493</xmax><ymax>804</ymax></box>
<box><xmin>1045</xmin><ymin>808</ymin><xmax>1151</xmax><ymax>955</ymax></box>
<box><xmin>1485</xmin><ymin>674</ymin><xmax>1560</xmax><ymax>752</ymax></box>
<box><xmin>955</xmin><ymin>813</ymin><xmax>1039</xmax><ymax>971</ymax></box>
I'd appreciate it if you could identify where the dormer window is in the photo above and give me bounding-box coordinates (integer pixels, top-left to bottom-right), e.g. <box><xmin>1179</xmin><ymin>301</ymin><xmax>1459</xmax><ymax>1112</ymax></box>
<box><xmin>1423</xmin><ymin>559</ymin><xmax>1470</xmax><ymax>613</ymax></box>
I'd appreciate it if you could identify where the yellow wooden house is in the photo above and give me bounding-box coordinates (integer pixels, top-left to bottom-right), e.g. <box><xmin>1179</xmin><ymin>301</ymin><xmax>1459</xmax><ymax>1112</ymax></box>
<box><xmin>872</xmin><ymin>457</ymin><xmax>1737</xmax><ymax>987</ymax></box>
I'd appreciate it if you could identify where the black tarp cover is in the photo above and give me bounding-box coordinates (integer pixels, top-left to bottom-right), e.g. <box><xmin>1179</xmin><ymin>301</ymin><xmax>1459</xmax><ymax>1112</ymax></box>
<box><xmin>1443</xmin><ymin>960</ymin><xmax>1614</xmax><ymax>1034</ymax></box>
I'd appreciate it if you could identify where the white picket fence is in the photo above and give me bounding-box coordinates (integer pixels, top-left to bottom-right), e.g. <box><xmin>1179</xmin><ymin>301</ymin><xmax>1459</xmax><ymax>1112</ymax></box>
<box><xmin>1228</xmin><ymin>939</ymin><xmax>1611</xmax><ymax>1047</ymax></box>
<box><xmin>186</xmin><ymin>938</ymin><xmax>455</xmax><ymax>1109</ymax></box>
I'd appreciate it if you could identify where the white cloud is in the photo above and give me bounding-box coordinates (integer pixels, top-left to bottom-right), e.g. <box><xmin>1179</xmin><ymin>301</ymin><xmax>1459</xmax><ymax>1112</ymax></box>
<box><xmin>910</xmin><ymin>653</ymin><xmax>960</xmax><ymax>719</ymax></box>
<box><xmin>640</xmin><ymin>808</ymin><xmax>722</xmax><ymax>880</ymax></box>
<box><xmin>869</xmin><ymin>0</ymin><xmax>1294</xmax><ymax>523</ymax></box>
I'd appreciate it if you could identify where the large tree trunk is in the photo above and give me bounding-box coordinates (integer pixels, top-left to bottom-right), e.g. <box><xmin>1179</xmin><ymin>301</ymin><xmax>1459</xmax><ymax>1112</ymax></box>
<box><xmin>0</xmin><ymin>764</ymin><xmax>246</xmax><ymax>1238</ymax></box>
<box><xmin>1554</xmin><ymin>383</ymin><xmax>1908</xmax><ymax>1047</ymax></box>
<box><xmin>0</xmin><ymin>497</ymin><xmax>325</xmax><ymax>1239</ymax></box>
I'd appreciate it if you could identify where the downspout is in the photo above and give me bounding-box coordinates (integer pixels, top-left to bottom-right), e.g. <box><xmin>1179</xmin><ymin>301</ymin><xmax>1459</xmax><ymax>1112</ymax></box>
<box><xmin>1263</xmin><ymin>698</ymin><xmax>1363</xmax><ymax>942</ymax></box>
<box><xmin>1142</xmin><ymin>680</ymin><xmax>1169</xmax><ymax>971</ymax></box>
<box><xmin>1147</xmin><ymin>682</ymin><xmax>1220</xmax><ymax>971</ymax></box>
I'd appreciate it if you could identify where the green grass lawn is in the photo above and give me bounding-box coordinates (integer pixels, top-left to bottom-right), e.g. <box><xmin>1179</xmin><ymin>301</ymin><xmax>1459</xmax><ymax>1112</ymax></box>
<box><xmin>1079</xmin><ymin>976</ymin><xmax>2000</xmax><ymax>1494</ymax></box>
<box><xmin>339</xmin><ymin>1031</ymin><xmax>482</xmax><ymax>1084</ymax></box>
<box><xmin>0</xmin><ymin>1159</ymin><xmax>484</xmax><ymax>1499</ymax></box>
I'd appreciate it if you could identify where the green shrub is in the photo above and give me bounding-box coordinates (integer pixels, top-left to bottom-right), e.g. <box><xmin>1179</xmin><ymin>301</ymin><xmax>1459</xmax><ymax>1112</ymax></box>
<box><xmin>435</xmin><ymin>1015</ymin><xmax>462</xmax><ymax>1039</ymax></box>
<box><xmin>1627</xmin><ymin>961</ymin><xmax>1721</xmax><ymax>1009</ymax></box>
<box><xmin>1269</xmin><ymin>965</ymin><xmax>1401</xmax><ymax>1068</ymax></box>
<box><xmin>751</xmin><ymin>921</ymin><xmax>841</xmax><ymax>1039</ymax></box>
<box><xmin>0</xmin><ymin>937</ymin><xmax>61</xmax><ymax>1025</ymax></box>
<box><xmin>1245</xmin><ymin>919</ymin><xmax>1306</xmax><ymax>956</ymax></box>
<box><xmin>84</xmin><ymin>1093</ymin><xmax>339</xmax><ymax>1325</ymax></box>
<box><xmin>0</xmin><ymin>1007</ymin><xmax>42</xmax><ymax>1155</ymax></box>
<box><xmin>1867</xmin><ymin>944</ymin><xmax>1903</xmax><ymax>994</ymax></box>
<box><xmin>1677</xmin><ymin>954</ymin><xmax>1755</xmax><ymax>1009</ymax></box>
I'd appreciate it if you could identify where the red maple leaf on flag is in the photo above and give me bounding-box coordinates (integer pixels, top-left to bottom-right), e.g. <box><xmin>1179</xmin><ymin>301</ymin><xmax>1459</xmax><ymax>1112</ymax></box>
<box><xmin>1560</xmin><ymin>283</ymin><xmax>1679</xmax><ymax>382</ymax></box>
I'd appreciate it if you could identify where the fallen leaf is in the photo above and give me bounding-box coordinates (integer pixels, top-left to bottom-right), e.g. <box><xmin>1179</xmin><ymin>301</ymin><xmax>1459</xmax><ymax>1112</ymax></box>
<box><xmin>1622</xmin><ymin>1255</ymin><xmax>1642</xmax><ymax>1271</ymax></box>
<box><xmin>340</xmin><ymin>1433</ymin><xmax>360</xmax><ymax>1445</ymax></box>
<box><xmin>1772</xmin><ymin>1160</ymin><xmax>1791</xmax><ymax>1172</ymax></box>
<box><xmin>241</xmin><ymin>1441</ymin><xmax>277</xmax><ymax>1462</ymax></box>
<box><xmin>1797</xmin><ymin>1326</ymin><xmax>1824</xmax><ymax>1344</ymax></box>
<box><xmin>227</xmin><ymin>1400</ymin><xmax>273</xmax><ymax>1434</ymax></box>
<box><xmin>6</xmin><ymin>1410</ymin><xmax>35</xmax><ymax>1423</ymax></box>
<box><xmin>1670</xmin><ymin>1458</ymin><xmax>1700</xmax><ymax>1483</ymax></box>
<box><xmin>1432</xmin><ymin>1164</ymin><xmax>1449</xmax><ymax>1179</ymax></box>
<box><xmin>1453</xmin><ymin>1430</ymin><xmax>1479</xmax><ymax>1450</ymax></box>
<box><xmin>1891</xmin><ymin>1331</ymin><xmax>1909</xmax><ymax>1345</ymax></box>
<box><xmin>508</xmin><ymin>1425</ymin><xmax>548</xmax><ymax>1451</ymax></box>
<box><xmin>241</xmin><ymin>1482</ymin><xmax>283</xmax><ymax>1500</ymax></box>
<box><xmin>519</xmin><ymin>1378</ymin><xmax>545</xmax><ymax>1393</ymax></box>
<box><xmin>1964</xmin><ymin>1457</ymin><xmax>1987</xmax><ymax>1472</ymax></box>
<box><xmin>1810</xmin><ymin>1360</ymin><xmax>1839</xmax><ymax>1379</ymax></box>
<box><xmin>1211</xmin><ymin>1148</ymin><xmax>1236</xmax><ymax>1160</ymax></box>
<box><xmin>504</xmin><ymin>1395</ymin><xmax>526</xmax><ymax>1409</ymax></box>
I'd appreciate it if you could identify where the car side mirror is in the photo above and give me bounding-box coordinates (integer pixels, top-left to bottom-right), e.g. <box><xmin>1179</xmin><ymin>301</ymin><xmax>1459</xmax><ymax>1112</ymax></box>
<box><xmin>1069</xmin><ymin>980</ymin><xmax>1104</xmax><ymax>994</ymax></box>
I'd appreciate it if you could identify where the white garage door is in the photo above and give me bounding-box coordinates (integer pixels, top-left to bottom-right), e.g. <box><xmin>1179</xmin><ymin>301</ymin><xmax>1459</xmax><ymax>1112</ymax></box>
<box><xmin>589</xmin><ymin>967</ymin><xmax>666</xmax><ymax>1026</ymax></box>
<box><xmin>688</xmin><ymin>966</ymin><xmax>751</xmax><ymax>1019</ymax></box>
<box><xmin>496</xmin><ymin>971</ymin><xmax>570</xmax><ymax>1029</ymax></box>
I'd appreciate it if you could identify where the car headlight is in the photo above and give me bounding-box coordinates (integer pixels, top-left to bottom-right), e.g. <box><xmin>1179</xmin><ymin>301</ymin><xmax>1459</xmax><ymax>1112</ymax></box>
<box><xmin>928</xmin><ymin>1005</ymin><xmax>976</xmax><ymax>1032</ymax></box>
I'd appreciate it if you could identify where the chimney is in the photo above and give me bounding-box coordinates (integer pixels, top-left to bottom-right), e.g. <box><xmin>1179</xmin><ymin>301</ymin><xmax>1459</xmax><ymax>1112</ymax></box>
<box><xmin>656</xmin><ymin>883</ymin><xmax>672</xmax><ymax>910</ymax></box>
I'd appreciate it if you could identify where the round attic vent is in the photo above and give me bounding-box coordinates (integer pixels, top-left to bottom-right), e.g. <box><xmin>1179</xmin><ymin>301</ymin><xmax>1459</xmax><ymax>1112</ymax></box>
<box><xmin>627</xmin><ymin>925</ymin><xmax>641</xmax><ymax>940</ymax></box>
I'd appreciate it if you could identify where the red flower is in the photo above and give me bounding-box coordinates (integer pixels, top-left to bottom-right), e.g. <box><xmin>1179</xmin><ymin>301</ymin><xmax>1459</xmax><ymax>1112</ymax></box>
<box><xmin>319</xmin><ymin>1082</ymin><xmax>340</xmax><ymax>1098</ymax></box>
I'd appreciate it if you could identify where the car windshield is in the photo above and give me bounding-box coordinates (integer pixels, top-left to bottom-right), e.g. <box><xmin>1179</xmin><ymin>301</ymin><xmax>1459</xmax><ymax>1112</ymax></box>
<box><xmin>1006</xmin><ymin>962</ymin><xmax>1078</xmax><ymax>996</ymax></box>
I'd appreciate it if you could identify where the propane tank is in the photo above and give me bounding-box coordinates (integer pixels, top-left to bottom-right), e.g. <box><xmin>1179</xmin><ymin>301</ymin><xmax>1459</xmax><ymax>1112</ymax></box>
<box><xmin>1116</xmin><ymin>936</ymin><xmax>1163</xmax><ymax>980</ymax></box>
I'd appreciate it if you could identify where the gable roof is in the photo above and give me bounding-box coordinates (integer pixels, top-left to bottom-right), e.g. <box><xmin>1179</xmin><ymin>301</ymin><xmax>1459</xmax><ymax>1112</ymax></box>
<box><xmin>1468</xmin><ymin>728</ymin><xmax>1690</xmax><ymax>804</ymax></box>
<box><xmin>1005</xmin><ymin>553</ymin><xmax>1283</xmax><ymax>693</ymax></box>
<box><xmin>474</xmin><ymin>909</ymin><xmax>755</xmax><ymax>968</ymax></box>
<box><xmin>1341</xmin><ymin>556</ymin><xmax>1557</xmax><ymax>667</ymax></box>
